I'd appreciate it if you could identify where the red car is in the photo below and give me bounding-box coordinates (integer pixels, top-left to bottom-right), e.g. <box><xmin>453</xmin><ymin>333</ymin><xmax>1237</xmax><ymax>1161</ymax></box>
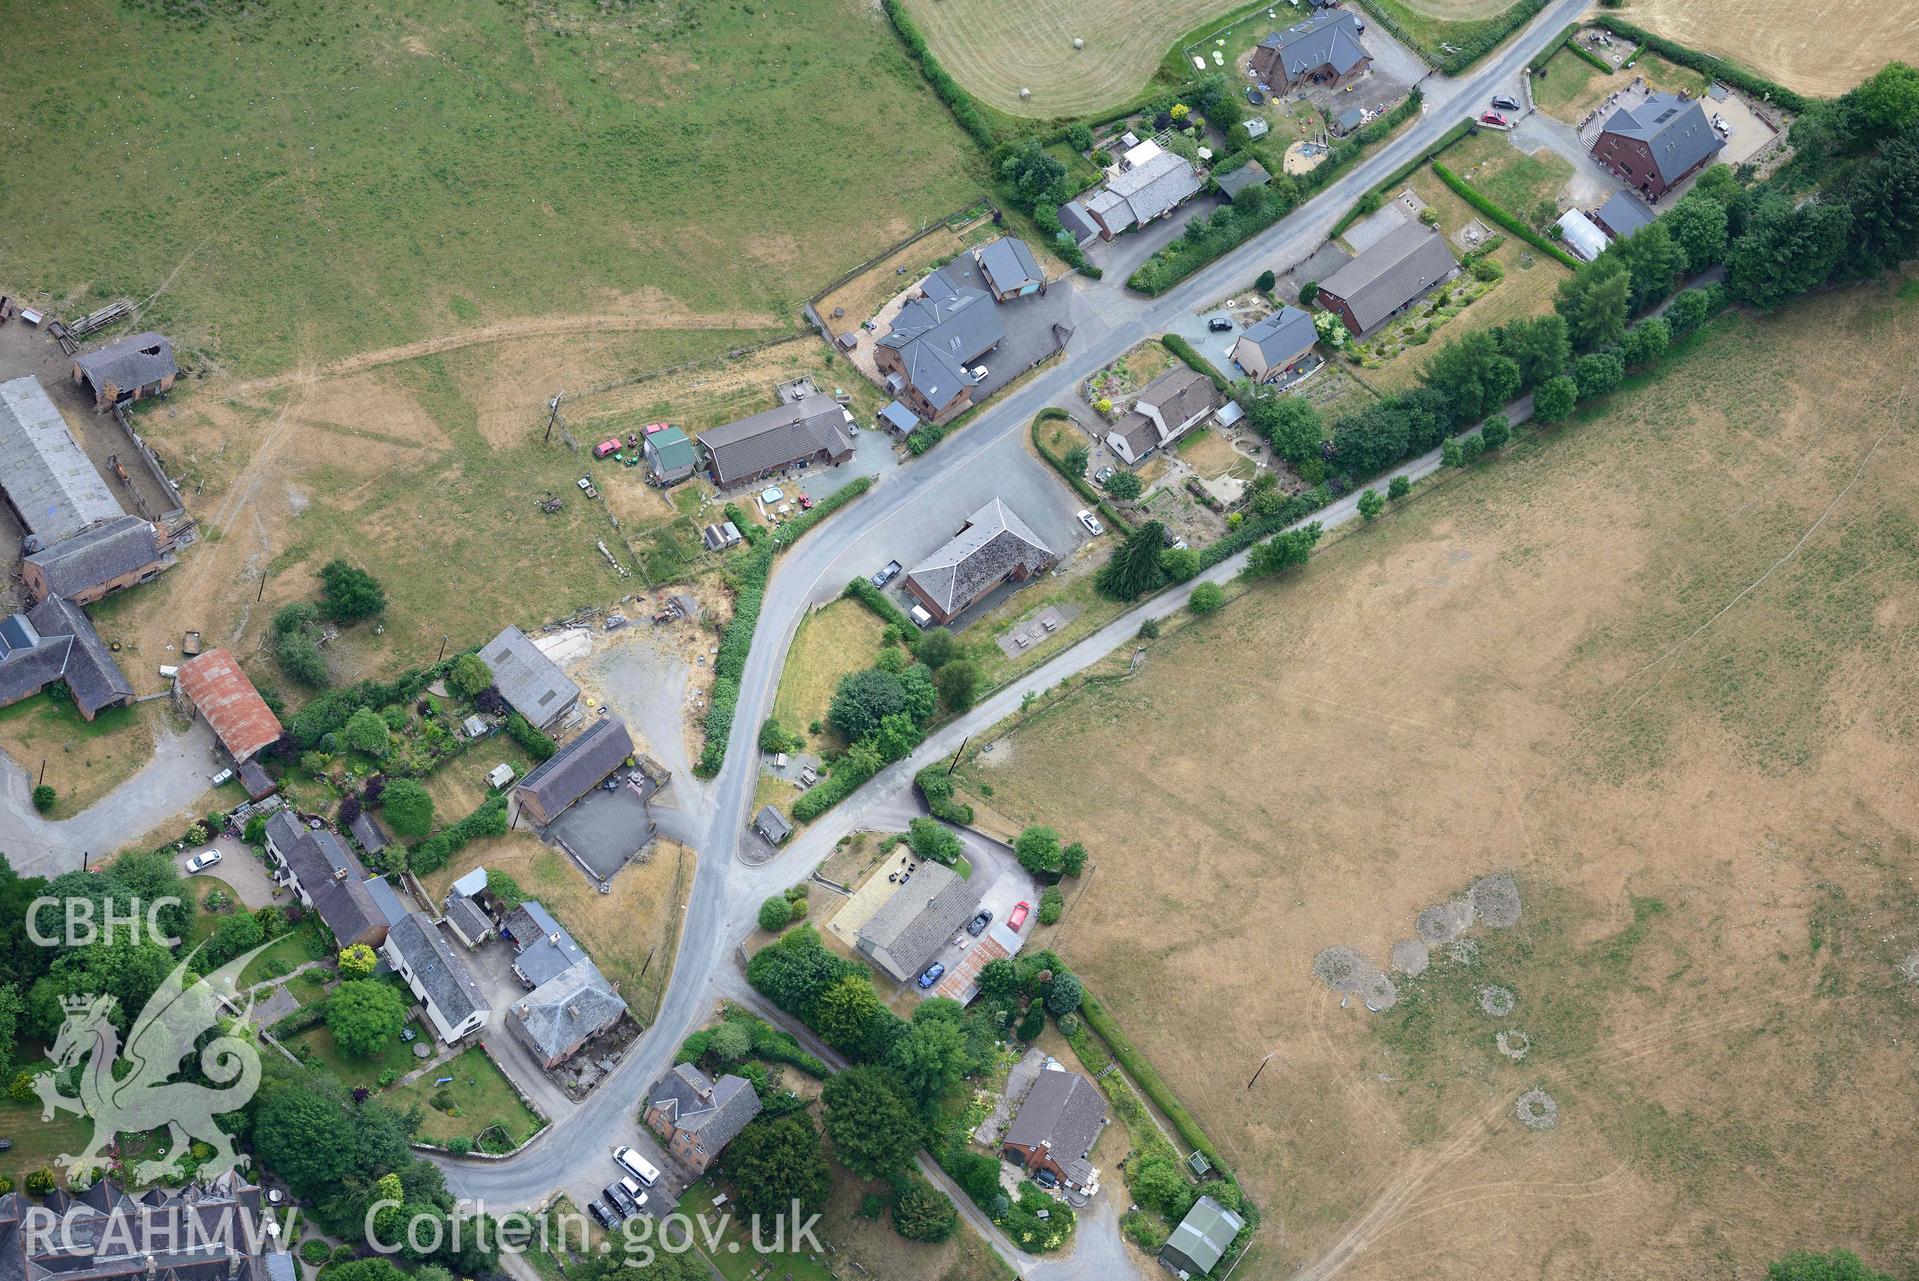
<box><xmin>1007</xmin><ymin>901</ymin><xmax>1031</xmax><ymax>932</ymax></box>
<box><xmin>1479</xmin><ymin>111</ymin><xmax>1510</xmax><ymax>127</ymax></box>
<box><xmin>797</xmin><ymin>494</ymin><xmax>815</xmax><ymax>510</ymax></box>
<box><xmin>593</xmin><ymin>437</ymin><xmax>621</xmax><ymax>459</ymax></box>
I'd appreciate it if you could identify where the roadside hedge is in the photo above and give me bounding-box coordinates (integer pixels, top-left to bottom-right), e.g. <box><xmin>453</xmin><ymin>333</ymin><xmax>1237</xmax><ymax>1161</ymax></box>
<box><xmin>1352</xmin><ymin>0</ymin><xmax>1550</xmax><ymax>75</ymax></box>
<box><xmin>770</xmin><ymin>474</ymin><xmax>872</xmax><ymax>548</ymax></box>
<box><xmin>1529</xmin><ymin>23</ymin><xmax>1581</xmax><ymax>71</ymax></box>
<box><xmin>1079</xmin><ymin>992</ymin><xmax>1229</xmax><ymax>1175</ymax></box>
<box><xmin>1160</xmin><ymin>335</ymin><xmax>1228</xmax><ymax>393</ymax></box>
<box><xmin>1193</xmin><ymin>489</ymin><xmax>1327</xmax><ymax>573</ymax></box>
<box><xmin>1587</xmin><ymin>15</ymin><xmax>1808</xmax><ymax>111</ymax></box>
<box><xmin>915</xmin><ymin>766</ymin><xmax>973</xmax><ymax>825</ymax></box>
<box><xmin>791</xmin><ymin>753</ymin><xmax>882</xmax><ymax>822</ymax></box>
<box><xmin>1029</xmin><ymin>414</ymin><xmax>1134</xmax><ymax>537</ymax></box>
<box><xmin>1331</xmin><ymin>114</ymin><xmax>1475</xmax><ymax>235</ymax></box>
<box><xmin>1431</xmin><ymin>160</ymin><xmax>1581</xmax><ymax>269</ymax></box>
<box><xmin>843</xmin><ymin>577</ymin><xmax>915</xmax><ymax>631</ymax></box>
<box><xmin>696</xmin><ymin>545</ymin><xmax>773</xmax><ymax>776</ymax></box>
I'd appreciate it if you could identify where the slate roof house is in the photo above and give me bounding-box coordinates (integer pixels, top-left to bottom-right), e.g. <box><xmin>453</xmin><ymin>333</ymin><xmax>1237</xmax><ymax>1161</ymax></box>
<box><xmin>1250</xmin><ymin>11</ymin><xmax>1371</xmax><ymax>90</ymax></box>
<box><xmin>72</xmin><ymin>332</ymin><xmax>179</xmax><ymax>410</ymax></box>
<box><xmin>263</xmin><ymin>810</ymin><xmax>388</xmax><ymax>948</ymax></box>
<box><xmin>699</xmin><ymin>393</ymin><xmax>856</xmax><ymax>488</ymax></box>
<box><xmin>1314</xmin><ymin>222</ymin><xmax>1459</xmax><ymax>338</ymax></box>
<box><xmin>1104</xmin><ymin>367</ymin><xmax>1225</xmax><ymax>466</ymax></box>
<box><xmin>1084</xmin><ymin>140</ymin><xmax>1204</xmax><ymax>240</ymax></box>
<box><xmin>23</xmin><ymin>513</ymin><xmax>171</xmax><ymax>605</ymax></box>
<box><xmin>975</xmin><ymin>237</ymin><xmax>1044</xmax><ymax>300</ymax></box>
<box><xmin>1160</xmin><ymin>1195</ymin><xmax>1247</xmax><ymax>1278</ymax></box>
<box><xmin>480</xmin><ymin>625</ymin><xmax>579</xmax><ymax>730</ymax></box>
<box><xmin>855</xmin><ymin>860</ymin><xmax>983</xmax><ymax>984</ymax></box>
<box><xmin>177</xmin><ymin>648</ymin><xmax>284</xmax><ymax>763</ymax></box>
<box><xmin>1057</xmin><ymin>200</ymin><xmax>1102</xmax><ymax>249</ymax></box>
<box><xmin>0</xmin><ymin>1173</ymin><xmax>288</xmax><ymax>1281</ymax></box>
<box><xmin>1592</xmin><ymin>189</ymin><xmax>1655</xmax><ymax>240</ymax></box>
<box><xmin>0</xmin><ymin>376</ymin><xmax>128</xmax><ymax>545</ymax></box>
<box><xmin>875</xmin><ymin>265</ymin><xmax>1005</xmax><ymax>423</ymax></box>
<box><xmin>643</xmin><ymin>425</ymin><xmax>697</xmax><ymax>485</ymax></box>
<box><xmin>509</xmin><ymin>957</ymin><xmax>627</xmax><ymax>1068</ymax></box>
<box><xmin>511</xmin><ymin>715</ymin><xmax>634</xmax><ymax>827</ymax></box>
<box><xmin>503</xmin><ymin>900</ymin><xmax>589</xmax><ymax>986</ymax></box>
<box><xmin>1001</xmin><ymin>1068</ymin><xmax>1107</xmax><ymax>1195</ymax></box>
<box><xmin>1591</xmin><ymin>92</ymin><xmax>1725</xmax><ymax>201</ymax></box>
<box><xmin>1230</xmin><ymin>305</ymin><xmax>1318</xmax><ymax>381</ymax></box>
<box><xmin>903</xmin><ymin>499</ymin><xmax>1055</xmax><ymax>625</ymax></box>
<box><xmin>645</xmin><ymin>1063</ymin><xmax>763</xmax><ymax>1174</ymax></box>
<box><xmin>0</xmin><ymin>597</ymin><xmax>134</xmax><ymax>720</ymax></box>
<box><xmin>383</xmin><ymin>911</ymin><xmax>490</xmax><ymax>1044</ymax></box>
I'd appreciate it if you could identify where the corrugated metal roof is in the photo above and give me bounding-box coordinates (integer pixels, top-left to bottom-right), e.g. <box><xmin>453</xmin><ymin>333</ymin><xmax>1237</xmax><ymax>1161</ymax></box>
<box><xmin>178</xmin><ymin>648</ymin><xmax>284</xmax><ymax>761</ymax></box>
<box><xmin>480</xmin><ymin>625</ymin><xmax>580</xmax><ymax>729</ymax></box>
<box><xmin>0</xmin><ymin>376</ymin><xmax>126</xmax><ymax>543</ymax></box>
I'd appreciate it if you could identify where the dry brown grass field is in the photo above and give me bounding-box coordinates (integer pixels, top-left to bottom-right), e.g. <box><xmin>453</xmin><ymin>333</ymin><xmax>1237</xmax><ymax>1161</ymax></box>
<box><xmin>954</xmin><ymin>274</ymin><xmax>1919</xmax><ymax>1280</ymax></box>
<box><xmin>897</xmin><ymin>0</ymin><xmax>1236</xmax><ymax>118</ymax></box>
<box><xmin>1616</xmin><ymin>0</ymin><xmax>1919</xmax><ymax>97</ymax></box>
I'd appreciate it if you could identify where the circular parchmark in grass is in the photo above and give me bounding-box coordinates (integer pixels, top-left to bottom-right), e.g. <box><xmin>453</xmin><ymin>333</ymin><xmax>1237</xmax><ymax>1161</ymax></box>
<box><xmin>1415</xmin><ymin>898</ymin><xmax>1474</xmax><ymax>945</ymax></box>
<box><xmin>1313</xmin><ymin>946</ymin><xmax>1373</xmax><ymax>993</ymax></box>
<box><xmin>1447</xmin><ymin>938</ymin><xmax>1480</xmax><ymax>966</ymax></box>
<box><xmin>1496</xmin><ymin>1029</ymin><xmax>1531</xmax><ymax>1060</ymax></box>
<box><xmin>1391</xmin><ymin>939</ymin><xmax>1430</xmax><ymax>975</ymax></box>
<box><xmin>1362</xmin><ymin>972</ymin><xmax>1399</xmax><ymax>1011</ymax></box>
<box><xmin>1470</xmin><ymin>872</ymin><xmax>1522</xmax><ymax>928</ymax></box>
<box><xmin>1479</xmin><ymin>984</ymin><xmax>1517</xmax><ymax>1017</ymax></box>
<box><xmin>1516</xmin><ymin>1088</ymin><xmax>1558</xmax><ymax>1130</ymax></box>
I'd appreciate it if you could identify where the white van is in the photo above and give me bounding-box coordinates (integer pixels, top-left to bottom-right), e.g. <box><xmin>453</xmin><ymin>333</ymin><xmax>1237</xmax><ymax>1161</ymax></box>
<box><xmin>613</xmin><ymin>1146</ymin><xmax>661</xmax><ymax>1187</ymax></box>
<box><xmin>908</xmin><ymin>604</ymin><xmax>935</xmax><ymax>629</ymax></box>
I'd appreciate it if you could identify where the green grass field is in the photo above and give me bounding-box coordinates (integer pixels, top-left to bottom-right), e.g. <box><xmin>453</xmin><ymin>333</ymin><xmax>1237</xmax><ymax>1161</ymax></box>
<box><xmin>386</xmin><ymin>1045</ymin><xmax>543</xmax><ymax>1148</ymax></box>
<box><xmin>0</xmin><ymin>0</ymin><xmax>983</xmax><ymax>377</ymax></box>
<box><xmin>241</xmin><ymin>918</ymin><xmax>328</xmax><ymax>987</ymax></box>
<box><xmin>289</xmin><ymin>1020</ymin><xmax>427</xmax><ymax>1091</ymax></box>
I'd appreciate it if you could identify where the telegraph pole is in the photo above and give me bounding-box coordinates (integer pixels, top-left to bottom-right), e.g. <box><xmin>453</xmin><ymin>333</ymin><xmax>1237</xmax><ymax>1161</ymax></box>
<box><xmin>946</xmin><ymin>735</ymin><xmax>969</xmax><ymax>775</ymax></box>
<box><xmin>1246</xmin><ymin>1049</ymin><xmax>1277</xmax><ymax>1090</ymax></box>
<box><xmin>544</xmin><ymin>392</ymin><xmax>564</xmax><ymax>443</ymax></box>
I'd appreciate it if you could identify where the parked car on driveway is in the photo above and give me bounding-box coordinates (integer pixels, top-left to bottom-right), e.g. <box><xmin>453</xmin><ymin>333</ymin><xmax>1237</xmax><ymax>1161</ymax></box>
<box><xmin>1007</xmin><ymin>901</ymin><xmax>1031</xmax><ymax>931</ymax></box>
<box><xmin>1491</xmin><ymin>94</ymin><xmax>1520</xmax><ymax>111</ymax></box>
<box><xmin>967</xmin><ymin>909</ymin><xmax>993</xmax><ymax>937</ymax></box>
<box><xmin>1094</xmin><ymin>465</ymin><xmax>1115</xmax><ymax>484</ymax></box>
<box><xmin>1207</xmin><ymin>316</ymin><xmax>1233</xmax><ymax>332</ymax></box>
<box><xmin>1076</xmin><ymin>510</ymin><xmax>1103</xmax><ymax>536</ymax></box>
<box><xmin>614</xmin><ymin>1146</ymin><xmax>662</xmax><ymax>1186</ymax></box>
<box><xmin>1479</xmin><ymin>111</ymin><xmax>1510</xmax><ymax>127</ymax></box>
<box><xmin>917</xmin><ymin>962</ymin><xmax>945</xmax><ymax>989</ymax></box>
<box><xmin>871</xmin><ymin>560</ymin><xmax>903</xmax><ymax>588</ymax></box>
<box><xmin>185</xmin><ymin>849</ymin><xmax>221</xmax><ymax>874</ymax></box>
<box><xmin>603</xmin><ymin>1186</ymin><xmax>634</xmax><ymax>1220</ymax></box>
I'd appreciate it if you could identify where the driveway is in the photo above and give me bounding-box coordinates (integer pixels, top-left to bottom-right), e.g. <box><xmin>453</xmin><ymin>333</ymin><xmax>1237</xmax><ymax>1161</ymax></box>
<box><xmin>175</xmin><ymin>836</ymin><xmax>281</xmax><ymax>908</ymax></box>
<box><xmin>1083</xmin><ymin>194</ymin><xmax>1225</xmax><ymax>285</ymax></box>
<box><xmin>1508</xmin><ymin>110</ymin><xmax>1625</xmax><ymax>208</ymax></box>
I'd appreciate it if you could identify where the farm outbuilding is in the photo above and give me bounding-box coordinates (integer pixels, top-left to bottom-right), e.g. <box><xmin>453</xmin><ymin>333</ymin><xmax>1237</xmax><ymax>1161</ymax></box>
<box><xmin>176</xmin><ymin>647</ymin><xmax>284</xmax><ymax>762</ymax></box>
<box><xmin>0</xmin><ymin>376</ymin><xmax>125</xmax><ymax>545</ymax></box>
<box><xmin>72</xmin><ymin>332</ymin><xmax>178</xmax><ymax>410</ymax></box>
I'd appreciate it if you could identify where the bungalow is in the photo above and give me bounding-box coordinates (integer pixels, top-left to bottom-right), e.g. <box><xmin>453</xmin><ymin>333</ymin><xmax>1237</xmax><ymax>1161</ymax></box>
<box><xmin>512</xmin><ymin>716</ymin><xmax>634</xmax><ymax>827</ymax></box>
<box><xmin>263</xmin><ymin>810</ymin><xmax>388</xmax><ymax>948</ymax></box>
<box><xmin>1591</xmin><ymin>92</ymin><xmax>1725</xmax><ymax>201</ymax></box>
<box><xmin>508</xmin><ymin>958</ymin><xmax>626</xmax><ymax>1068</ymax></box>
<box><xmin>1313</xmin><ymin>222</ymin><xmax>1459</xmax><ymax>338</ymax></box>
<box><xmin>479</xmin><ymin>625</ymin><xmax>579</xmax><ymax>731</ymax></box>
<box><xmin>383</xmin><ymin>912</ymin><xmax>490</xmax><ymax>1044</ymax></box>
<box><xmin>1160</xmin><ymin>1195</ymin><xmax>1247</xmax><ymax>1278</ymax></box>
<box><xmin>644</xmin><ymin>1063</ymin><xmax>763</xmax><ymax>1174</ymax></box>
<box><xmin>176</xmin><ymin>648</ymin><xmax>284</xmax><ymax>763</ymax></box>
<box><xmin>975</xmin><ymin>237</ymin><xmax>1044</xmax><ymax>300</ymax></box>
<box><xmin>855</xmin><ymin>860</ymin><xmax>982</xmax><ymax>984</ymax></box>
<box><xmin>903</xmin><ymin>499</ymin><xmax>1055</xmax><ymax>625</ymax></box>
<box><xmin>72</xmin><ymin>332</ymin><xmax>178</xmax><ymax>410</ymax></box>
<box><xmin>875</xmin><ymin>265</ymin><xmax>1004</xmax><ymax>423</ymax></box>
<box><xmin>1250</xmin><ymin>11</ymin><xmax>1371</xmax><ymax>91</ymax></box>
<box><xmin>1083</xmin><ymin>140</ymin><xmax>1204</xmax><ymax>241</ymax></box>
<box><xmin>1104</xmin><ymin>367</ymin><xmax>1224</xmax><ymax>466</ymax></box>
<box><xmin>643</xmin><ymin>426</ymin><xmax>697</xmax><ymax>486</ymax></box>
<box><xmin>1230</xmin><ymin>306</ymin><xmax>1318</xmax><ymax>382</ymax></box>
<box><xmin>698</xmin><ymin>394</ymin><xmax>856</xmax><ymax>488</ymax></box>
<box><xmin>1002</xmin><ymin>1068</ymin><xmax>1107</xmax><ymax>1196</ymax></box>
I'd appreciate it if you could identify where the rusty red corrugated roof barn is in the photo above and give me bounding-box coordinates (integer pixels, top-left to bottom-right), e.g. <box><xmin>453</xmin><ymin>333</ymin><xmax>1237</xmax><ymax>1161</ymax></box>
<box><xmin>177</xmin><ymin>647</ymin><xmax>283</xmax><ymax>761</ymax></box>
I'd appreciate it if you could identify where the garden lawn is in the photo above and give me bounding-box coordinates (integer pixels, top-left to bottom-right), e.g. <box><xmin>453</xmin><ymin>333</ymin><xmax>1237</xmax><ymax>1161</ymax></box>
<box><xmin>288</xmin><ymin>1019</ymin><xmax>425</xmax><ymax>1091</ymax></box>
<box><xmin>240</xmin><ymin>918</ymin><xmax>328</xmax><ymax>987</ymax></box>
<box><xmin>386</xmin><ymin>1045</ymin><xmax>543</xmax><ymax>1149</ymax></box>
<box><xmin>0</xmin><ymin>694</ymin><xmax>154</xmax><ymax>818</ymax></box>
<box><xmin>0</xmin><ymin>1069</ymin><xmax>94</xmax><ymax>1189</ymax></box>
<box><xmin>773</xmin><ymin>599</ymin><xmax>891</xmax><ymax>749</ymax></box>
<box><xmin>679</xmin><ymin>1177</ymin><xmax>835</xmax><ymax>1281</ymax></box>
<box><xmin>1445</xmin><ymin>131</ymin><xmax>1573</xmax><ymax>220</ymax></box>
<box><xmin>186</xmin><ymin>876</ymin><xmax>244</xmax><ymax>946</ymax></box>
<box><xmin>1533</xmin><ymin>48</ymin><xmax>1711</xmax><ymax>122</ymax></box>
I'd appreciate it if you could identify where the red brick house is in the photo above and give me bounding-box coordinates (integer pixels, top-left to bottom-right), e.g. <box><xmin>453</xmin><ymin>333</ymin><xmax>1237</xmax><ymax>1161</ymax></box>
<box><xmin>1002</xmin><ymin>1069</ymin><xmax>1107</xmax><ymax>1195</ymax></box>
<box><xmin>1590</xmin><ymin>92</ymin><xmax>1726</xmax><ymax>201</ymax></box>
<box><xmin>644</xmin><ymin>1064</ymin><xmax>762</xmax><ymax>1174</ymax></box>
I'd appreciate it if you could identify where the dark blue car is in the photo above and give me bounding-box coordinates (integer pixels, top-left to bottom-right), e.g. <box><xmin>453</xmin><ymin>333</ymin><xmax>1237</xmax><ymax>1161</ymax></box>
<box><xmin>917</xmin><ymin>962</ymin><xmax>945</xmax><ymax>989</ymax></box>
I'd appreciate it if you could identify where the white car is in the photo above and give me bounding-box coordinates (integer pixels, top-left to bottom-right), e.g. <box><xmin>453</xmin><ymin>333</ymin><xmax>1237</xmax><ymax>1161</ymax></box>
<box><xmin>613</xmin><ymin>1145</ymin><xmax>661</xmax><ymax>1187</ymax></box>
<box><xmin>1077</xmin><ymin>509</ymin><xmax>1104</xmax><ymax>536</ymax></box>
<box><xmin>185</xmin><ymin>849</ymin><xmax>222</xmax><ymax>874</ymax></box>
<box><xmin>969</xmin><ymin>366</ymin><xmax>988</xmax><ymax>384</ymax></box>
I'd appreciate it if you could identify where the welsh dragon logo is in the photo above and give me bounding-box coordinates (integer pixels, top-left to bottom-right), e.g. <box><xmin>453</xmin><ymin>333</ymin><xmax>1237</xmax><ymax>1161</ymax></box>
<box><xmin>33</xmin><ymin>942</ymin><xmax>269</xmax><ymax>1183</ymax></box>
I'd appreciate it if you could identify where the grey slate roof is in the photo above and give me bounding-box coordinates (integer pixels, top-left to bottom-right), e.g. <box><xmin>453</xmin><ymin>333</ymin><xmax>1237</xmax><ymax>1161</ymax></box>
<box><xmin>514</xmin><ymin>716</ymin><xmax>633</xmax><ymax>824</ymax></box>
<box><xmin>505</xmin><ymin>900</ymin><xmax>590</xmax><ymax>986</ymax></box>
<box><xmin>649</xmin><ymin>1063</ymin><xmax>763</xmax><ymax>1151</ymax></box>
<box><xmin>363</xmin><ymin>874</ymin><xmax>409</xmax><ymax>928</ymax></box>
<box><xmin>1100</xmin><ymin>147</ymin><xmax>1204</xmax><ymax>227</ymax></box>
<box><xmin>878</xmin><ymin>400</ymin><xmax>919</xmax><ymax>433</ymax></box>
<box><xmin>0</xmin><ymin>1174</ymin><xmax>275</xmax><ymax>1281</ymax></box>
<box><xmin>1057</xmin><ymin>200</ymin><xmax>1101</xmax><ymax>246</ymax></box>
<box><xmin>1599</xmin><ymin>92</ymin><xmax>1725</xmax><ymax>185</ymax></box>
<box><xmin>1135</xmin><ymin>366</ymin><xmax>1223</xmax><ymax>429</ymax></box>
<box><xmin>1336</xmin><ymin>105</ymin><xmax>1366</xmax><ymax>133</ymax></box>
<box><xmin>73</xmin><ymin>332</ymin><xmax>178</xmax><ymax>392</ymax></box>
<box><xmin>977</xmin><ymin>237</ymin><xmax>1043</xmax><ymax>294</ymax></box>
<box><xmin>0</xmin><ymin>595</ymin><xmax>136</xmax><ymax>718</ymax></box>
<box><xmin>0</xmin><ymin>376</ymin><xmax>125</xmax><ymax>543</ymax></box>
<box><xmin>699</xmin><ymin>396</ymin><xmax>855</xmax><ymax>486</ymax></box>
<box><xmin>1005</xmin><ymin>1069</ymin><xmax>1107</xmax><ymax>1167</ymax></box>
<box><xmin>388</xmin><ymin>911</ymin><xmax>488</xmax><ymax>1028</ymax></box>
<box><xmin>755</xmin><ymin>805</ymin><xmax>793</xmax><ymax>843</ymax></box>
<box><xmin>1319</xmin><ymin>222</ymin><xmax>1459</xmax><ymax>333</ymax></box>
<box><xmin>905</xmin><ymin>499</ymin><xmax>1055</xmax><ymax>617</ymax></box>
<box><xmin>1162</xmin><ymin>1195</ymin><xmax>1247</xmax><ymax>1276</ymax></box>
<box><xmin>1258</xmin><ymin>10</ymin><xmax>1369</xmax><ymax>79</ymax></box>
<box><xmin>856</xmin><ymin>860</ymin><xmax>983</xmax><ymax>983</ymax></box>
<box><xmin>267</xmin><ymin>810</ymin><xmax>385</xmax><ymax>944</ymax></box>
<box><xmin>24</xmin><ymin>514</ymin><xmax>166</xmax><ymax>599</ymax></box>
<box><xmin>881</xmin><ymin>264</ymin><xmax>1005</xmax><ymax>413</ymax></box>
<box><xmin>349</xmin><ymin>810</ymin><xmax>389</xmax><ymax>856</ymax></box>
<box><xmin>1215</xmin><ymin>159</ymin><xmax>1271</xmax><ymax>201</ymax></box>
<box><xmin>1237</xmin><ymin>306</ymin><xmax>1318</xmax><ymax>366</ymax></box>
<box><xmin>511</xmin><ymin>957</ymin><xmax>627</xmax><ymax>1061</ymax></box>
<box><xmin>480</xmin><ymin>625</ymin><xmax>579</xmax><ymax>729</ymax></box>
<box><xmin>1595</xmin><ymin>190</ymin><xmax>1655</xmax><ymax>238</ymax></box>
<box><xmin>445</xmin><ymin>894</ymin><xmax>493</xmax><ymax>944</ymax></box>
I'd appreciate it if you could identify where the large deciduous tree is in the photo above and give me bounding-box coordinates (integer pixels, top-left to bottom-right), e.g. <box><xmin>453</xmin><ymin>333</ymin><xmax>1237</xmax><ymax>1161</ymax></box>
<box><xmin>326</xmin><ymin>979</ymin><xmax>409</xmax><ymax>1057</ymax></box>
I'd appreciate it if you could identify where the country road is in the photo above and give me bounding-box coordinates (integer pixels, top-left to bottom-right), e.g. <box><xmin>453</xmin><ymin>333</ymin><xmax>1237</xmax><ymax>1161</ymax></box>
<box><xmin>431</xmin><ymin>5</ymin><xmax>1593</xmax><ymax>1275</ymax></box>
